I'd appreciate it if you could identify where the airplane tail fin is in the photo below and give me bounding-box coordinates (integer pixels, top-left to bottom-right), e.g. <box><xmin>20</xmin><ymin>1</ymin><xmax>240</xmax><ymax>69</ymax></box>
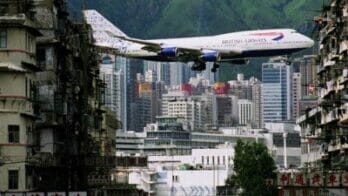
<box><xmin>83</xmin><ymin>10</ymin><xmax>127</xmax><ymax>38</ymax></box>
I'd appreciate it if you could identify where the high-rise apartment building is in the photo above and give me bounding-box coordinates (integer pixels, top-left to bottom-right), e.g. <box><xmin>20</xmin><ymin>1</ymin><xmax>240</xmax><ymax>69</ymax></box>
<box><xmin>298</xmin><ymin>0</ymin><xmax>348</xmax><ymax>172</ymax></box>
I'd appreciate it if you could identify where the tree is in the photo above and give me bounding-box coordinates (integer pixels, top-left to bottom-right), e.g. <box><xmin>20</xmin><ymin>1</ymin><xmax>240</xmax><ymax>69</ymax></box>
<box><xmin>226</xmin><ymin>140</ymin><xmax>277</xmax><ymax>196</ymax></box>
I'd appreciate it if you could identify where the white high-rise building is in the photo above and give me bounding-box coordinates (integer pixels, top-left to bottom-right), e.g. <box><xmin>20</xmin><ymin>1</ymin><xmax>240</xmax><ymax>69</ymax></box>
<box><xmin>100</xmin><ymin>55</ymin><xmax>127</xmax><ymax>132</ymax></box>
<box><xmin>167</xmin><ymin>99</ymin><xmax>203</xmax><ymax>131</ymax></box>
<box><xmin>100</xmin><ymin>54</ymin><xmax>117</xmax><ymax>112</ymax></box>
<box><xmin>161</xmin><ymin>91</ymin><xmax>189</xmax><ymax>115</ymax></box>
<box><xmin>162</xmin><ymin>91</ymin><xmax>204</xmax><ymax>131</ymax></box>
<box><xmin>262</xmin><ymin>59</ymin><xmax>292</xmax><ymax>123</ymax></box>
<box><xmin>238</xmin><ymin>99</ymin><xmax>254</xmax><ymax>125</ymax></box>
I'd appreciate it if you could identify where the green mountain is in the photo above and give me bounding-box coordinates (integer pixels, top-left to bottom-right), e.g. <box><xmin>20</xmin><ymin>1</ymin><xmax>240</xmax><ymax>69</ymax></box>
<box><xmin>69</xmin><ymin>0</ymin><xmax>326</xmax><ymax>80</ymax></box>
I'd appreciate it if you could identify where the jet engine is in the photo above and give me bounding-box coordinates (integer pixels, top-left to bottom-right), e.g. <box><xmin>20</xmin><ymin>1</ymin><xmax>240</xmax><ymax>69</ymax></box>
<box><xmin>160</xmin><ymin>47</ymin><xmax>178</xmax><ymax>57</ymax></box>
<box><xmin>200</xmin><ymin>51</ymin><xmax>221</xmax><ymax>62</ymax></box>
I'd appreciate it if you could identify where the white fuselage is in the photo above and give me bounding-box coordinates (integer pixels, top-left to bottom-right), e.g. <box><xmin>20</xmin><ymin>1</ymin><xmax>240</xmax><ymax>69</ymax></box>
<box><xmin>124</xmin><ymin>29</ymin><xmax>314</xmax><ymax>61</ymax></box>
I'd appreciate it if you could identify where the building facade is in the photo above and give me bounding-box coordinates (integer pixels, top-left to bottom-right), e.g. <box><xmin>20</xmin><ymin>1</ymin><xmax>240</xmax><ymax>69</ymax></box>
<box><xmin>0</xmin><ymin>1</ymin><xmax>41</xmax><ymax>191</ymax></box>
<box><xmin>292</xmin><ymin>72</ymin><xmax>301</xmax><ymax>120</ymax></box>
<box><xmin>262</xmin><ymin>59</ymin><xmax>292</xmax><ymax>123</ymax></box>
<box><xmin>237</xmin><ymin>99</ymin><xmax>254</xmax><ymax>126</ymax></box>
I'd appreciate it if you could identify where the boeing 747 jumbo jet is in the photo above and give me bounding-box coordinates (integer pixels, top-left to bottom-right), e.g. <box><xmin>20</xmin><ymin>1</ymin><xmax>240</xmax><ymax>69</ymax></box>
<box><xmin>83</xmin><ymin>10</ymin><xmax>314</xmax><ymax>72</ymax></box>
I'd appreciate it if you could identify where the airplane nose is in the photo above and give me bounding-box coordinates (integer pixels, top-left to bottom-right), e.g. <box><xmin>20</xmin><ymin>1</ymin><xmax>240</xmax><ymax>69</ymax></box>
<box><xmin>306</xmin><ymin>37</ymin><xmax>315</xmax><ymax>47</ymax></box>
<box><xmin>308</xmin><ymin>38</ymin><xmax>315</xmax><ymax>47</ymax></box>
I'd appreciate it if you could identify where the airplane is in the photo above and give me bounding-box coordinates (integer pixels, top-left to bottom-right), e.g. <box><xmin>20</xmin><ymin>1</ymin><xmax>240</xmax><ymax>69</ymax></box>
<box><xmin>83</xmin><ymin>10</ymin><xmax>314</xmax><ymax>72</ymax></box>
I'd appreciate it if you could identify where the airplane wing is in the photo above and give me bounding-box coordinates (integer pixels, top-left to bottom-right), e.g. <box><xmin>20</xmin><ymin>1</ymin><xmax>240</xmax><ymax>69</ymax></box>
<box><xmin>106</xmin><ymin>31</ymin><xmax>242</xmax><ymax>60</ymax></box>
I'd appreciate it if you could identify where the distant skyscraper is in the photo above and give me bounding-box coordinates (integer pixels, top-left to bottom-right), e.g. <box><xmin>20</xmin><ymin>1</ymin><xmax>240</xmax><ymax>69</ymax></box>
<box><xmin>228</xmin><ymin>74</ymin><xmax>253</xmax><ymax>100</ymax></box>
<box><xmin>125</xmin><ymin>59</ymin><xmax>144</xmax><ymax>132</ymax></box>
<box><xmin>238</xmin><ymin>99</ymin><xmax>254</xmax><ymax>125</ymax></box>
<box><xmin>157</xmin><ymin>63</ymin><xmax>171</xmax><ymax>85</ymax></box>
<box><xmin>100</xmin><ymin>55</ymin><xmax>127</xmax><ymax>131</ymax></box>
<box><xmin>114</xmin><ymin>70</ymin><xmax>126</xmax><ymax>129</ymax></box>
<box><xmin>145</xmin><ymin>69</ymin><xmax>157</xmax><ymax>83</ymax></box>
<box><xmin>292</xmin><ymin>72</ymin><xmax>301</xmax><ymax>120</ymax></box>
<box><xmin>200</xmin><ymin>62</ymin><xmax>218</xmax><ymax>83</ymax></box>
<box><xmin>297</xmin><ymin>56</ymin><xmax>318</xmax><ymax>116</ymax></box>
<box><xmin>251</xmin><ymin>79</ymin><xmax>263</xmax><ymax>128</ymax></box>
<box><xmin>170</xmin><ymin>63</ymin><xmax>194</xmax><ymax>85</ymax></box>
<box><xmin>136</xmin><ymin>83</ymin><xmax>159</xmax><ymax>131</ymax></box>
<box><xmin>299</xmin><ymin>55</ymin><xmax>317</xmax><ymax>97</ymax></box>
<box><xmin>215</xmin><ymin>95</ymin><xmax>237</xmax><ymax>127</ymax></box>
<box><xmin>262</xmin><ymin>59</ymin><xmax>292</xmax><ymax>123</ymax></box>
<box><xmin>100</xmin><ymin>54</ymin><xmax>116</xmax><ymax>112</ymax></box>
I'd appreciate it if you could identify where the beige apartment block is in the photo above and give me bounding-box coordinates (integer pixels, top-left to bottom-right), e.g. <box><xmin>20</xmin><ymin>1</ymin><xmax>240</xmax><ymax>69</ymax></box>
<box><xmin>0</xmin><ymin>4</ymin><xmax>41</xmax><ymax>192</ymax></box>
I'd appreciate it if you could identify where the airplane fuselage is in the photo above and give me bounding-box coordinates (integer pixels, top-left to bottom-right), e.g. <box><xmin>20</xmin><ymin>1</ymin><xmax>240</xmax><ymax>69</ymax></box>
<box><xmin>124</xmin><ymin>29</ymin><xmax>314</xmax><ymax>62</ymax></box>
<box><xmin>83</xmin><ymin>10</ymin><xmax>314</xmax><ymax>70</ymax></box>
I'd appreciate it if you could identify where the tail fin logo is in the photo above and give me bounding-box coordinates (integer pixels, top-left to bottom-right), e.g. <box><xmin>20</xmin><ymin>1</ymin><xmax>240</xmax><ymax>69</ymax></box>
<box><xmin>250</xmin><ymin>32</ymin><xmax>284</xmax><ymax>41</ymax></box>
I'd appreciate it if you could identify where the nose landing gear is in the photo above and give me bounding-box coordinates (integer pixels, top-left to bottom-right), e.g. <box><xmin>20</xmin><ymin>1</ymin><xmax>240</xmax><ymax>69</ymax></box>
<box><xmin>191</xmin><ymin>61</ymin><xmax>206</xmax><ymax>71</ymax></box>
<box><xmin>211</xmin><ymin>63</ymin><xmax>220</xmax><ymax>73</ymax></box>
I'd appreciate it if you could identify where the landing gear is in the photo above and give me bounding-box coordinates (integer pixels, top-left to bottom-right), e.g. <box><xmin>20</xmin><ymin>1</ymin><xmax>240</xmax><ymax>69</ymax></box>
<box><xmin>211</xmin><ymin>63</ymin><xmax>220</xmax><ymax>73</ymax></box>
<box><xmin>191</xmin><ymin>61</ymin><xmax>206</xmax><ymax>71</ymax></box>
<box><xmin>285</xmin><ymin>55</ymin><xmax>292</xmax><ymax>65</ymax></box>
<box><xmin>191</xmin><ymin>61</ymin><xmax>220</xmax><ymax>72</ymax></box>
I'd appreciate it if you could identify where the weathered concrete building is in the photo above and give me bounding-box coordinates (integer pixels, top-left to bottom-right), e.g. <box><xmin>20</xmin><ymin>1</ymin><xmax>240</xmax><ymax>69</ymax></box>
<box><xmin>0</xmin><ymin>0</ymin><xmax>41</xmax><ymax>191</ymax></box>
<box><xmin>287</xmin><ymin>0</ymin><xmax>348</xmax><ymax>194</ymax></box>
<box><xmin>0</xmin><ymin>0</ymin><xmax>117</xmax><ymax>192</ymax></box>
<box><xmin>298</xmin><ymin>0</ymin><xmax>348</xmax><ymax>171</ymax></box>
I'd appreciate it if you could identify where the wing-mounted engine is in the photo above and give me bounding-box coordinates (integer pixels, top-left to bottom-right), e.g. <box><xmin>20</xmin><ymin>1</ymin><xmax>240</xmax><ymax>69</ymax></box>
<box><xmin>199</xmin><ymin>51</ymin><xmax>221</xmax><ymax>62</ymax></box>
<box><xmin>160</xmin><ymin>47</ymin><xmax>178</xmax><ymax>57</ymax></box>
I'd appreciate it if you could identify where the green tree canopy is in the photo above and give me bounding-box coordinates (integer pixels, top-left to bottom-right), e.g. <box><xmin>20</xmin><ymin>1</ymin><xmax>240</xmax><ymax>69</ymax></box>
<box><xmin>227</xmin><ymin>140</ymin><xmax>277</xmax><ymax>196</ymax></box>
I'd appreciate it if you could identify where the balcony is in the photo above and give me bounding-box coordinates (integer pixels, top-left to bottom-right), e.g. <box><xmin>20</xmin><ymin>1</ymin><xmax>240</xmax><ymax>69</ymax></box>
<box><xmin>320</xmin><ymin>80</ymin><xmax>335</xmax><ymax>98</ymax></box>
<box><xmin>297</xmin><ymin>107</ymin><xmax>321</xmax><ymax>124</ymax></box>
<box><xmin>339</xmin><ymin>69</ymin><xmax>348</xmax><ymax>85</ymax></box>
<box><xmin>306</xmin><ymin>128</ymin><xmax>323</xmax><ymax>139</ymax></box>
<box><xmin>323</xmin><ymin>57</ymin><xmax>336</xmax><ymax>68</ymax></box>
<box><xmin>328</xmin><ymin>139</ymin><xmax>341</xmax><ymax>152</ymax></box>
<box><xmin>319</xmin><ymin>25</ymin><xmax>332</xmax><ymax>44</ymax></box>
<box><xmin>321</xmin><ymin>109</ymin><xmax>339</xmax><ymax>125</ymax></box>
<box><xmin>328</xmin><ymin>52</ymin><xmax>339</xmax><ymax>61</ymax></box>
<box><xmin>339</xmin><ymin>41</ymin><xmax>348</xmax><ymax>54</ymax></box>
<box><xmin>340</xmin><ymin>103</ymin><xmax>348</xmax><ymax>124</ymax></box>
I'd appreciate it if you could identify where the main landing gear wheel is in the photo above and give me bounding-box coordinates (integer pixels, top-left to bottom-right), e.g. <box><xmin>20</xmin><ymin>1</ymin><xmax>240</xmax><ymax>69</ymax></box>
<box><xmin>211</xmin><ymin>63</ymin><xmax>220</xmax><ymax>73</ymax></box>
<box><xmin>191</xmin><ymin>61</ymin><xmax>206</xmax><ymax>71</ymax></box>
